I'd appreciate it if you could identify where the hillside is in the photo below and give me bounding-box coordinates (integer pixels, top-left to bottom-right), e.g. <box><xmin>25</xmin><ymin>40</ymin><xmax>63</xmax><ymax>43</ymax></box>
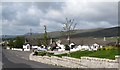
<box><xmin>2</xmin><ymin>26</ymin><xmax>119</xmax><ymax>39</ymax></box>
<box><xmin>70</xmin><ymin>27</ymin><xmax>120</xmax><ymax>38</ymax></box>
<box><xmin>25</xmin><ymin>28</ymin><xmax>104</xmax><ymax>38</ymax></box>
<box><xmin>2</xmin><ymin>35</ymin><xmax>18</xmax><ymax>39</ymax></box>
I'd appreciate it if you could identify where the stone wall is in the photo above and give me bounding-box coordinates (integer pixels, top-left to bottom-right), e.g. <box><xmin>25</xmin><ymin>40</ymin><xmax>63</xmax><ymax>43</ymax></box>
<box><xmin>29</xmin><ymin>53</ymin><xmax>86</xmax><ymax>68</ymax></box>
<box><xmin>80</xmin><ymin>57</ymin><xmax>118</xmax><ymax>68</ymax></box>
<box><xmin>29</xmin><ymin>53</ymin><xmax>119</xmax><ymax>68</ymax></box>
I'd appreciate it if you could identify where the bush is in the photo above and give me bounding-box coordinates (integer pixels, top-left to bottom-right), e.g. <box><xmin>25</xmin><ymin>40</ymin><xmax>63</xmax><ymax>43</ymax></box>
<box><xmin>46</xmin><ymin>52</ymin><xmax>54</xmax><ymax>57</ymax></box>
<box><xmin>38</xmin><ymin>51</ymin><xmax>47</xmax><ymax>56</ymax></box>
<box><xmin>47</xmin><ymin>52</ymin><xmax>54</xmax><ymax>55</ymax></box>
<box><xmin>65</xmin><ymin>44</ymin><xmax>70</xmax><ymax>50</ymax></box>
<box><xmin>100</xmin><ymin>47</ymin><xmax>105</xmax><ymax>50</ymax></box>
<box><xmin>100</xmin><ymin>46</ymin><xmax>117</xmax><ymax>51</ymax></box>
<box><xmin>14</xmin><ymin>36</ymin><xmax>25</xmax><ymax>48</ymax></box>
<box><xmin>33</xmin><ymin>51</ymin><xmax>38</xmax><ymax>55</ymax></box>
<box><xmin>51</xmin><ymin>47</ymin><xmax>56</xmax><ymax>51</ymax></box>
<box><xmin>105</xmin><ymin>46</ymin><xmax>115</xmax><ymax>50</ymax></box>
<box><xmin>98</xmin><ymin>48</ymin><xmax>101</xmax><ymax>51</ymax></box>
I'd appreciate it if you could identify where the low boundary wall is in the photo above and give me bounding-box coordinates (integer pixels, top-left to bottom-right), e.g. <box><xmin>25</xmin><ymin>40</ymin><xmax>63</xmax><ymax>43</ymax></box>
<box><xmin>29</xmin><ymin>53</ymin><xmax>119</xmax><ymax>68</ymax></box>
<box><xmin>11</xmin><ymin>48</ymin><xmax>23</xmax><ymax>51</ymax></box>
<box><xmin>80</xmin><ymin>57</ymin><xmax>118</xmax><ymax>68</ymax></box>
<box><xmin>29</xmin><ymin>53</ymin><xmax>86</xmax><ymax>68</ymax></box>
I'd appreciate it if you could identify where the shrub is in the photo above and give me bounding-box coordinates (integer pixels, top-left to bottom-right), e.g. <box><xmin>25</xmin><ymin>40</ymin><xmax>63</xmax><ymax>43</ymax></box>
<box><xmin>47</xmin><ymin>52</ymin><xmax>54</xmax><ymax>55</ymax></box>
<box><xmin>33</xmin><ymin>51</ymin><xmax>38</xmax><ymax>55</ymax></box>
<box><xmin>105</xmin><ymin>46</ymin><xmax>115</xmax><ymax>50</ymax></box>
<box><xmin>46</xmin><ymin>52</ymin><xmax>54</xmax><ymax>57</ymax></box>
<box><xmin>81</xmin><ymin>48</ymin><xmax>86</xmax><ymax>51</ymax></box>
<box><xmin>38</xmin><ymin>51</ymin><xmax>47</xmax><ymax>56</ymax></box>
<box><xmin>51</xmin><ymin>47</ymin><xmax>56</xmax><ymax>51</ymax></box>
<box><xmin>98</xmin><ymin>48</ymin><xmax>101</xmax><ymax>51</ymax></box>
<box><xmin>100</xmin><ymin>47</ymin><xmax>105</xmax><ymax>50</ymax></box>
<box><xmin>14</xmin><ymin>36</ymin><xmax>25</xmax><ymax>48</ymax></box>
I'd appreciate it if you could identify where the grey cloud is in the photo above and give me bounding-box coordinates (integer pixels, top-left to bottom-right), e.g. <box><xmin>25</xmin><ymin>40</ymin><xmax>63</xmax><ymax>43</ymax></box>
<box><xmin>2</xmin><ymin>2</ymin><xmax>118</xmax><ymax>35</ymax></box>
<box><xmin>65</xmin><ymin>2</ymin><xmax>117</xmax><ymax>25</ymax></box>
<box><xmin>2</xmin><ymin>2</ymin><xmax>30</xmax><ymax>20</ymax></box>
<box><xmin>2</xmin><ymin>3</ymin><xmax>17</xmax><ymax>20</ymax></box>
<box><xmin>15</xmin><ymin>14</ymin><xmax>40</xmax><ymax>26</ymax></box>
<box><xmin>33</xmin><ymin>2</ymin><xmax>64</xmax><ymax>12</ymax></box>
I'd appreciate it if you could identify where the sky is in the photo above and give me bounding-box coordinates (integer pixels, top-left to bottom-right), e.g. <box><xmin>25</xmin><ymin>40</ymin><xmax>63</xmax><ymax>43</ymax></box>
<box><xmin>1</xmin><ymin>0</ymin><xmax>119</xmax><ymax>35</ymax></box>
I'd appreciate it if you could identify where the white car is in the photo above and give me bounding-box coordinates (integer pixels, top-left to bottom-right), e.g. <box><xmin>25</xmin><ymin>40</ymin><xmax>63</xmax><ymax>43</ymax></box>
<box><xmin>38</xmin><ymin>48</ymin><xmax>47</xmax><ymax>52</ymax></box>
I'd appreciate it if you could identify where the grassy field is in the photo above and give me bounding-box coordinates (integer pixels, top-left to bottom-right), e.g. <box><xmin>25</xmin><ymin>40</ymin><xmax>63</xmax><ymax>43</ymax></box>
<box><xmin>55</xmin><ymin>48</ymin><xmax>120</xmax><ymax>60</ymax></box>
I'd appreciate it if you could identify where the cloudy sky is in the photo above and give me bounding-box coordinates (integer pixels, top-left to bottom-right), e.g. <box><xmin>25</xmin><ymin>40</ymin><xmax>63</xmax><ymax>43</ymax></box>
<box><xmin>1</xmin><ymin>0</ymin><xmax>118</xmax><ymax>35</ymax></box>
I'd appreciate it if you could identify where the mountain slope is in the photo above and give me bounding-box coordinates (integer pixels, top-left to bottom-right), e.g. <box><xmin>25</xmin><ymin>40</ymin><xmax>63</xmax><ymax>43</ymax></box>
<box><xmin>25</xmin><ymin>28</ymin><xmax>104</xmax><ymax>38</ymax></box>
<box><xmin>2</xmin><ymin>26</ymin><xmax>119</xmax><ymax>39</ymax></box>
<box><xmin>70</xmin><ymin>27</ymin><xmax>119</xmax><ymax>38</ymax></box>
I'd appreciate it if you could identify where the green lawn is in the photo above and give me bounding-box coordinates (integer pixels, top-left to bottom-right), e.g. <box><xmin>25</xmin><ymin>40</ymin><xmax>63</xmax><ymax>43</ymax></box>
<box><xmin>55</xmin><ymin>49</ymin><xmax>120</xmax><ymax>60</ymax></box>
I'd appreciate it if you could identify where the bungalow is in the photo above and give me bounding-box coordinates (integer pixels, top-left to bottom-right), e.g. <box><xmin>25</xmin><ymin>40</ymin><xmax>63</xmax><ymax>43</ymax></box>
<box><xmin>70</xmin><ymin>43</ymin><xmax>102</xmax><ymax>52</ymax></box>
<box><xmin>57</xmin><ymin>43</ymin><xmax>65</xmax><ymax>51</ymax></box>
<box><xmin>23</xmin><ymin>43</ymin><xmax>30</xmax><ymax>51</ymax></box>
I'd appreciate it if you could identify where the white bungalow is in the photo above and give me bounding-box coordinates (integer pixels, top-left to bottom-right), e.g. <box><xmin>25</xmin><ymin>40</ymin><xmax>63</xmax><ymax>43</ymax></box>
<box><xmin>90</xmin><ymin>43</ymin><xmax>102</xmax><ymax>51</ymax></box>
<box><xmin>76</xmin><ymin>45</ymin><xmax>90</xmax><ymax>51</ymax></box>
<box><xmin>32</xmin><ymin>45</ymin><xmax>38</xmax><ymax>49</ymax></box>
<box><xmin>69</xmin><ymin>43</ymin><xmax>75</xmax><ymax>49</ymax></box>
<box><xmin>74</xmin><ymin>43</ymin><xmax>102</xmax><ymax>51</ymax></box>
<box><xmin>23</xmin><ymin>44</ymin><xmax>30</xmax><ymax>51</ymax></box>
<box><xmin>56</xmin><ymin>43</ymin><xmax>65</xmax><ymax>51</ymax></box>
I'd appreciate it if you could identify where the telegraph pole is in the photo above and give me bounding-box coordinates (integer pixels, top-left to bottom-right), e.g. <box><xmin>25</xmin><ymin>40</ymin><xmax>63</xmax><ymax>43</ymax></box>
<box><xmin>30</xmin><ymin>28</ymin><xmax>32</xmax><ymax>36</ymax></box>
<box><xmin>44</xmin><ymin>25</ymin><xmax>48</xmax><ymax>47</ymax></box>
<box><xmin>44</xmin><ymin>25</ymin><xmax>47</xmax><ymax>35</ymax></box>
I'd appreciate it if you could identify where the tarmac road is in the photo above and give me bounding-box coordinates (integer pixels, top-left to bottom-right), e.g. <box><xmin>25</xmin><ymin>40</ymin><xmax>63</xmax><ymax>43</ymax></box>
<box><xmin>0</xmin><ymin>47</ymin><xmax>2</xmax><ymax>70</ymax></box>
<box><xmin>2</xmin><ymin>47</ymin><xmax>62</xmax><ymax>70</ymax></box>
<box><xmin>1</xmin><ymin>47</ymin><xmax>119</xmax><ymax>70</ymax></box>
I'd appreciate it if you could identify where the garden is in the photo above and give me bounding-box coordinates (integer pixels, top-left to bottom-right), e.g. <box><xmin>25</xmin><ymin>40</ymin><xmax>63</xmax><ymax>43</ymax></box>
<box><xmin>34</xmin><ymin>46</ymin><xmax>120</xmax><ymax>60</ymax></box>
<box><xmin>55</xmin><ymin>46</ymin><xmax>120</xmax><ymax>59</ymax></box>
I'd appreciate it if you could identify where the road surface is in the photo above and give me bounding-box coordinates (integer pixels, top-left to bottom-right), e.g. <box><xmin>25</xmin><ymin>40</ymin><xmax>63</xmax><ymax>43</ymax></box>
<box><xmin>0</xmin><ymin>47</ymin><xmax>2</xmax><ymax>70</ymax></box>
<box><xmin>1</xmin><ymin>47</ymin><xmax>119</xmax><ymax>70</ymax></box>
<box><xmin>1</xmin><ymin>47</ymin><xmax>62</xmax><ymax>70</ymax></box>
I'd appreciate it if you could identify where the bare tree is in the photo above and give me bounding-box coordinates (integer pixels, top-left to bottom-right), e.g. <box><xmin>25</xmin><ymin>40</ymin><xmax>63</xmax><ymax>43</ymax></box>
<box><xmin>62</xmin><ymin>18</ymin><xmax>77</xmax><ymax>45</ymax></box>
